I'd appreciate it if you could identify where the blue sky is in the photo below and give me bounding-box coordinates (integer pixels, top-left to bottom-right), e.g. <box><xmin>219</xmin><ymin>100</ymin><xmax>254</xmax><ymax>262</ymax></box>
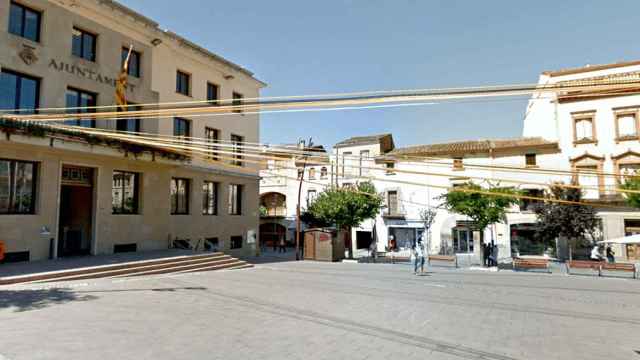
<box><xmin>122</xmin><ymin>0</ymin><xmax>640</xmax><ymax>149</ymax></box>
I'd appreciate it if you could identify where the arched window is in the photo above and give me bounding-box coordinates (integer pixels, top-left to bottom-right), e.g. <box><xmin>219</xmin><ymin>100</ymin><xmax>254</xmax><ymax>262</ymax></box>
<box><xmin>309</xmin><ymin>168</ymin><xmax>316</xmax><ymax>179</ymax></box>
<box><xmin>320</xmin><ymin>167</ymin><xmax>327</xmax><ymax>179</ymax></box>
<box><xmin>260</xmin><ymin>192</ymin><xmax>286</xmax><ymax>217</ymax></box>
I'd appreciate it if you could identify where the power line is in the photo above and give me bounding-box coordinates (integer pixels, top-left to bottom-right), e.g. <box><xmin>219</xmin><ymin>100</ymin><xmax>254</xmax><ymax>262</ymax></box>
<box><xmin>6</xmin><ymin>78</ymin><xmax>640</xmax><ymax>122</ymax></box>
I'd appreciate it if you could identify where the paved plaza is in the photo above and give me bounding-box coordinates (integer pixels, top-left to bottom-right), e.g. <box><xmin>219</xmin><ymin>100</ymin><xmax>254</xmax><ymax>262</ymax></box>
<box><xmin>1</xmin><ymin>257</ymin><xmax>639</xmax><ymax>360</ymax></box>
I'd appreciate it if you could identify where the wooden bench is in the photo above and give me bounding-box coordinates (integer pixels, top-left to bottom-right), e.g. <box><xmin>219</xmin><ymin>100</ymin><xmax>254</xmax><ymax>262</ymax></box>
<box><xmin>428</xmin><ymin>255</ymin><xmax>458</xmax><ymax>268</ymax></box>
<box><xmin>601</xmin><ymin>263</ymin><xmax>637</xmax><ymax>279</ymax></box>
<box><xmin>513</xmin><ymin>258</ymin><xmax>550</xmax><ymax>273</ymax></box>
<box><xmin>567</xmin><ymin>260</ymin><xmax>603</xmax><ymax>276</ymax></box>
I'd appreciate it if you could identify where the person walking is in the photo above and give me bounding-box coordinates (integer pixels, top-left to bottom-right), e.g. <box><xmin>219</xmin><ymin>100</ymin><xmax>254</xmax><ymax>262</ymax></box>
<box><xmin>413</xmin><ymin>240</ymin><xmax>426</xmax><ymax>275</ymax></box>
<box><xmin>483</xmin><ymin>243</ymin><xmax>490</xmax><ymax>267</ymax></box>
<box><xmin>590</xmin><ymin>245</ymin><xmax>603</xmax><ymax>261</ymax></box>
<box><xmin>278</xmin><ymin>237</ymin><xmax>286</xmax><ymax>253</ymax></box>
<box><xmin>606</xmin><ymin>245</ymin><xmax>615</xmax><ymax>263</ymax></box>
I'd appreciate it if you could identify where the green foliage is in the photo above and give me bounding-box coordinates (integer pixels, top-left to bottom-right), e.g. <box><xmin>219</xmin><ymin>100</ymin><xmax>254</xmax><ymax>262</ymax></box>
<box><xmin>305</xmin><ymin>181</ymin><xmax>384</xmax><ymax>230</ymax></box>
<box><xmin>533</xmin><ymin>185</ymin><xmax>600</xmax><ymax>246</ymax></box>
<box><xmin>439</xmin><ymin>182</ymin><xmax>520</xmax><ymax>231</ymax></box>
<box><xmin>620</xmin><ymin>175</ymin><xmax>640</xmax><ymax>208</ymax></box>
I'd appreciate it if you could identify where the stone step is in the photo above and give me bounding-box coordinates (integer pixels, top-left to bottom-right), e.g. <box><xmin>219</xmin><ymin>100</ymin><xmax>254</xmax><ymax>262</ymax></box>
<box><xmin>172</xmin><ymin>261</ymin><xmax>253</xmax><ymax>274</ymax></box>
<box><xmin>30</xmin><ymin>254</ymin><xmax>233</xmax><ymax>284</ymax></box>
<box><xmin>112</xmin><ymin>257</ymin><xmax>244</xmax><ymax>278</ymax></box>
<box><xmin>0</xmin><ymin>252</ymin><xmax>237</xmax><ymax>285</ymax></box>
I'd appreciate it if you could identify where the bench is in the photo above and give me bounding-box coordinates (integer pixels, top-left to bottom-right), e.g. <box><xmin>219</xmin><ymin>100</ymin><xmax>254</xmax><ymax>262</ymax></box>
<box><xmin>513</xmin><ymin>258</ymin><xmax>550</xmax><ymax>273</ymax></box>
<box><xmin>567</xmin><ymin>260</ymin><xmax>603</xmax><ymax>276</ymax></box>
<box><xmin>601</xmin><ymin>263</ymin><xmax>637</xmax><ymax>279</ymax></box>
<box><xmin>428</xmin><ymin>255</ymin><xmax>458</xmax><ymax>268</ymax></box>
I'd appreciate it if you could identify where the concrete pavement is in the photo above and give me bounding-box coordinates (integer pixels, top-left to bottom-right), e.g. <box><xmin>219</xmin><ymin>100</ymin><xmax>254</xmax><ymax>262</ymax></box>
<box><xmin>1</xmin><ymin>259</ymin><xmax>639</xmax><ymax>360</ymax></box>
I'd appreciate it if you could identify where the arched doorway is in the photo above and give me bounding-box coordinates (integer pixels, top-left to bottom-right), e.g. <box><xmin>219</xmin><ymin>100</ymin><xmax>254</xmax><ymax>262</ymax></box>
<box><xmin>260</xmin><ymin>223</ymin><xmax>287</xmax><ymax>249</ymax></box>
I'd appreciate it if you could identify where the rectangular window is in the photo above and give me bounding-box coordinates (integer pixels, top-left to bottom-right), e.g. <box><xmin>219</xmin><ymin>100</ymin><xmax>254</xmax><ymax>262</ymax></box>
<box><xmin>307</xmin><ymin>189</ymin><xmax>317</xmax><ymax>207</ymax></box>
<box><xmin>65</xmin><ymin>88</ymin><xmax>96</xmax><ymax>128</ymax></box>
<box><xmin>176</xmin><ymin>70</ymin><xmax>190</xmax><ymax>96</ymax></box>
<box><xmin>385</xmin><ymin>162</ymin><xmax>395</xmax><ymax>175</ymax></box>
<box><xmin>0</xmin><ymin>69</ymin><xmax>39</xmax><ymax>114</ymax></box>
<box><xmin>308</xmin><ymin>168</ymin><xmax>316</xmax><ymax>180</ymax></box>
<box><xmin>453</xmin><ymin>227</ymin><xmax>474</xmax><ymax>254</ymax></box>
<box><xmin>202</xmin><ymin>181</ymin><xmax>218</xmax><ymax>215</ymax></box>
<box><xmin>0</xmin><ymin>159</ymin><xmax>37</xmax><ymax>214</ymax></box>
<box><xmin>453</xmin><ymin>157</ymin><xmax>463</xmax><ymax>170</ymax></box>
<box><xmin>170</xmin><ymin>178</ymin><xmax>190</xmax><ymax>215</ymax></box>
<box><xmin>9</xmin><ymin>2</ymin><xmax>41</xmax><ymax>42</ymax></box>
<box><xmin>205</xmin><ymin>127</ymin><xmax>220</xmax><ymax>160</ymax></box>
<box><xmin>228</xmin><ymin>184</ymin><xmax>242</xmax><ymax>215</ymax></box>
<box><xmin>576</xmin><ymin>165</ymin><xmax>599</xmax><ymax>199</ymax></box>
<box><xmin>359</xmin><ymin>150</ymin><xmax>370</xmax><ymax>176</ymax></box>
<box><xmin>121</xmin><ymin>48</ymin><xmax>141</xmax><ymax>78</ymax></box>
<box><xmin>231</xmin><ymin>134</ymin><xmax>244</xmax><ymax>166</ymax></box>
<box><xmin>173</xmin><ymin>117</ymin><xmax>191</xmax><ymax>138</ymax></box>
<box><xmin>230</xmin><ymin>236</ymin><xmax>243</xmax><ymax>249</ymax></box>
<box><xmin>112</xmin><ymin>170</ymin><xmax>139</xmax><ymax>214</ymax></box>
<box><xmin>574</xmin><ymin>117</ymin><xmax>595</xmax><ymax>142</ymax></box>
<box><xmin>207</xmin><ymin>82</ymin><xmax>219</xmax><ymax>104</ymax></box>
<box><xmin>232</xmin><ymin>92</ymin><xmax>243</xmax><ymax>113</ymax></box>
<box><xmin>616</xmin><ymin>113</ymin><xmax>638</xmax><ymax>138</ymax></box>
<box><xmin>72</xmin><ymin>27</ymin><xmax>97</xmax><ymax>62</ymax></box>
<box><xmin>342</xmin><ymin>152</ymin><xmax>352</xmax><ymax>176</ymax></box>
<box><xmin>387</xmin><ymin>190</ymin><xmax>398</xmax><ymax>214</ymax></box>
<box><xmin>525</xmin><ymin>153</ymin><xmax>537</xmax><ymax>167</ymax></box>
<box><xmin>116</xmin><ymin>104</ymin><xmax>141</xmax><ymax>133</ymax></box>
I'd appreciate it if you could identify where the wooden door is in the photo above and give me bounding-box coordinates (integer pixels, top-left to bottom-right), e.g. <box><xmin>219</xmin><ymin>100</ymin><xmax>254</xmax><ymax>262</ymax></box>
<box><xmin>304</xmin><ymin>232</ymin><xmax>316</xmax><ymax>260</ymax></box>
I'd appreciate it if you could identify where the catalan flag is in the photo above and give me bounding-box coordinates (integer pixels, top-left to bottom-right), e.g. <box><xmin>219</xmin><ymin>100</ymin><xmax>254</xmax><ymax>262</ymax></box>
<box><xmin>116</xmin><ymin>45</ymin><xmax>133</xmax><ymax>111</ymax></box>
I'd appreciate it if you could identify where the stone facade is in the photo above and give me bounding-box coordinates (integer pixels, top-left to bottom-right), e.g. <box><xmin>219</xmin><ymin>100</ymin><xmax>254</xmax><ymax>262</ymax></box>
<box><xmin>0</xmin><ymin>0</ymin><xmax>265</xmax><ymax>261</ymax></box>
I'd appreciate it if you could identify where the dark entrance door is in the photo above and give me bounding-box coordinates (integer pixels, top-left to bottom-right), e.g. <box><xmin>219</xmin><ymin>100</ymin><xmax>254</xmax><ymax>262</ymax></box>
<box><xmin>356</xmin><ymin>231</ymin><xmax>372</xmax><ymax>249</ymax></box>
<box><xmin>58</xmin><ymin>166</ymin><xmax>94</xmax><ymax>257</ymax></box>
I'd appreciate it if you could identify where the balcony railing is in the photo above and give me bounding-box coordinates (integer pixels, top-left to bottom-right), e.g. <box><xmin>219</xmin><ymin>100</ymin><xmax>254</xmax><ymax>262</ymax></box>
<box><xmin>262</xmin><ymin>206</ymin><xmax>287</xmax><ymax>217</ymax></box>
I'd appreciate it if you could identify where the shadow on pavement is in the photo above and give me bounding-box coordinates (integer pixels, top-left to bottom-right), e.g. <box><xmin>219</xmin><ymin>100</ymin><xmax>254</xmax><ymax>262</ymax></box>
<box><xmin>76</xmin><ymin>286</ymin><xmax>207</xmax><ymax>294</ymax></box>
<box><xmin>0</xmin><ymin>288</ymin><xmax>98</xmax><ymax>312</ymax></box>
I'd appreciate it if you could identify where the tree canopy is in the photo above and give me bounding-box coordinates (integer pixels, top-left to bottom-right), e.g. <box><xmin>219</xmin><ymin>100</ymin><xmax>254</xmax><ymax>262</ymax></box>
<box><xmin>533</xmin><ymin>184</ymin><xmax>600</xmax><ymax>257</ymax></box>
<box><xmin>438</xmin><ymin>182</ymin><xmax>520</xmax><ymax>231</ymax></box>
<box><xmin>303</xmin><ymin>181</ymin><xmax>384</xmax><ymax>230</ymax></box>
<box><xmin>620</xmin><ymin>175</ymin><xmax>640</xmax><ymax>208</ymax></box>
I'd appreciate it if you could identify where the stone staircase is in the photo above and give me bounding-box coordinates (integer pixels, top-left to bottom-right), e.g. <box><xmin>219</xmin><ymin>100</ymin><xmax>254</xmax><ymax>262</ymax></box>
<box><xmin>0</xmin><ymin>252</ymin><xmax>252</xmax><ymax>285</ymax></box>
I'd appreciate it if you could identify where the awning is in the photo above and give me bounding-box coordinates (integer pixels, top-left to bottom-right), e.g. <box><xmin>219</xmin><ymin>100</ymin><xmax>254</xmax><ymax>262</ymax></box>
<box><xmin>598</xmin><ymin>234</ymin><xmax>640</xmax><ymax>245</ymax></box>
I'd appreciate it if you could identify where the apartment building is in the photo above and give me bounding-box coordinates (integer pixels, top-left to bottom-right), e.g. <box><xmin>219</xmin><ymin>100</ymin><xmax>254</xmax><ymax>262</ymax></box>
<box><xmin>0</xmin><ymin>0</ymin><xmax>265</xmax><ymax>262</ymax></box>
<box><xmin>523</xmin><ymin>60</ymin><xmax>640</xmax><ymax>261</ymax></box>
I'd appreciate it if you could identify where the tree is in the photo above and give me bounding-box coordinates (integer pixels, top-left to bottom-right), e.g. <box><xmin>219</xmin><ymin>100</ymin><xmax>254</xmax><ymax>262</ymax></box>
<box><xmin>439</xmin><ymin>182</ymin><xmax>520</xmax><ymax>250</ymax></box>
<box><xmin>419</xmin><ymin>208</ymin><xmax>438</xmax><ymax>255</ymax></box>
<box><xmin>305</xmin><ymin>181</ymin><xmax>384</xmax><ymax>258</ymax></box>
<box><xmin>533</xmin><ymin>184</ymin><xmax>600</xmax><ymax>260</ymax></box>
<box><xmin>620</xmin><ymin>175</ymin><xmax>640</xmax><ymax>208</ymax></box>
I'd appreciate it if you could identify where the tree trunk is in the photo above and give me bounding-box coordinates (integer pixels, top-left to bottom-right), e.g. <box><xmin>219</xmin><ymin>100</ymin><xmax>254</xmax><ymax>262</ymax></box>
<box><xmin>346</xmin><ymin>226</ymin><xmax>353</xmax><ymax>259</ymax></box>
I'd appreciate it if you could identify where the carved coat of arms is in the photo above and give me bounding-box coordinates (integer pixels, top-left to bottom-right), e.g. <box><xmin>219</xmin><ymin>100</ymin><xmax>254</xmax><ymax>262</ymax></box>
<box><xmin>19</xmin><ymin>45</ymin><xmax>38</xmax><ymax>65</ymax></box>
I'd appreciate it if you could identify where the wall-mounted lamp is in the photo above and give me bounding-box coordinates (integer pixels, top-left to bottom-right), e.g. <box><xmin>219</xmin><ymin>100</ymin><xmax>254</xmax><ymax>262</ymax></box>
<box><xmin>151</xmin><ymin>38</ymin><xmax>163</xmax><ymax>46</ymax></box>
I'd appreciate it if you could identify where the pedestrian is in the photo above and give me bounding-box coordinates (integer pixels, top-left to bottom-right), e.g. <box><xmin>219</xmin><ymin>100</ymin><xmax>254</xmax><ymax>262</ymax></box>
<box><xmin>413</xmin><ymin>240</ymin><xmax>426</xmax><ymax>275</ymax></box>
<box><xmin>278</xmin><ymin>237</ymin><xmax>286</xmax><ymax>253</ymax></box>
<box><xmin>494</xmin><ymin>243</ymin><xmax>499</xmax><ymax>266</ymax></box>
<box><xmin>606</xmin><ymin>245</ymin><xmax>615</xmax><ymax>263</ymax></box>
<box><xmin>483</xmin><ymin>243</ymin><xmax>490</xmax><ymax>267</ymax></box>
<box><xmin>590</xmin><ymin>245</ymin><xmax>603</xmax><ymax>262</ymax></box>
